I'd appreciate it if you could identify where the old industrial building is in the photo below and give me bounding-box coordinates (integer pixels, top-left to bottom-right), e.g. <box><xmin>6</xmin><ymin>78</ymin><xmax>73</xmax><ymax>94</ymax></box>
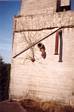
<box><xmin>10</xmin><ymin>0</ymin><xmax>74</xmax><ymax>106</ymax></box>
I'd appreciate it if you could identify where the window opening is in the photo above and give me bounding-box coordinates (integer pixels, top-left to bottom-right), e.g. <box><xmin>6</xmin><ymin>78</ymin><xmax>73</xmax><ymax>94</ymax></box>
<box><xmin>56</xmin><ymin>0</ymin><xmax>71</xmax><ymax>12</ymax></box>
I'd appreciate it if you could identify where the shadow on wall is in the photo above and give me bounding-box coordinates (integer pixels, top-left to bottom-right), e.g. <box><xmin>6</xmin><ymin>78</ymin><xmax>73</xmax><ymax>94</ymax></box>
<box><xmin>0</xmin><ymin>62</ymin><xmax>11</xmax><ymax>101</ymax></box>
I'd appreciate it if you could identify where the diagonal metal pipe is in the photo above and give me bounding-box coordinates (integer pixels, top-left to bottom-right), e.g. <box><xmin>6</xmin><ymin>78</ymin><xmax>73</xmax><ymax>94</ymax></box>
<box><xmin>13</xmin><ymin>27</ymin><xmax>62</xmax><ymax>58</ymax></box>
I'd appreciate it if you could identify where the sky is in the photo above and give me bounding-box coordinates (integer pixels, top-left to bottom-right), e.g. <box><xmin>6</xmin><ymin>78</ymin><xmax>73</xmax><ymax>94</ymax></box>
<box><xmin>0</xmin><ymin>0</ymin><xmax>20</xmax><ymax>63</ymax></box>
<box><xmin>0</xmin><ymin>0</ymin><xmax>74</xmax><ymax>63</ymax></box>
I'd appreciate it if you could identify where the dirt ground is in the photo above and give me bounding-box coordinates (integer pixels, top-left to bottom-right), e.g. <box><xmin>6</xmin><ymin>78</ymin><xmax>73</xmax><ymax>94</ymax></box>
<box><xmin>20</xmin><ymin>99</ymin><xmax>74</xmax><ymax>112</ymax></box>
<box><xmin>0</xmin><ymin>99</ymin><xmax>74</xmax><ymax>112</ymax></box>
<box><xmin>0</xmin><ymin>100</ymin><xmax>26</xmax><ymax>112</ymax></box>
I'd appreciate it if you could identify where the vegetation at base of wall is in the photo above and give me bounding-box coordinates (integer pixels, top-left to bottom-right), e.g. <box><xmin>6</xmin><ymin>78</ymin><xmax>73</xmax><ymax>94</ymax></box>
<box><xmin>20</xmin><ymin>99</ymin><xmax>74</xmax><ymax>112</ymax></box>
<box><xmin>0</xmin><ymin>56</ymin><xmax>11</xmax><ymax>101</ymax></box>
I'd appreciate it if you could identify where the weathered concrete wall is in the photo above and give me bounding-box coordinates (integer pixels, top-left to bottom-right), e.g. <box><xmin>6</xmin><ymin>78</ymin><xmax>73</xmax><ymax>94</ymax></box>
<box><xmin>10</xmin><ymin>0</ymin><xmax>74</xmax><ymax>106</ymax></box>
<box><xmin>10</xmin><ymin>28</ymin><xmax>74</xmax><ymax>105</ymax></box>
<box><xmin>13</xmin><ymin>11</ymin><xmax>74</xmax><ymax>58</ymax></box>
<box><xmin>20</xmin><ymin>0</ymin><xmax>56</xmax><ymax>16</ymax></box>
<box><xmin>15</xmin><ymin>11</ymin><xmax>74</xmax><ymax>31</ymax></box>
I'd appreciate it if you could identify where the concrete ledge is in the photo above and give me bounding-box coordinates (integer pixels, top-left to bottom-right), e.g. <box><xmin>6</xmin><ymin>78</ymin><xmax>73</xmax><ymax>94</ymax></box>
<box><xmin>14</xmin><ymin>11</ymin><xmax>74</xmax><ymax>31</ymax></box>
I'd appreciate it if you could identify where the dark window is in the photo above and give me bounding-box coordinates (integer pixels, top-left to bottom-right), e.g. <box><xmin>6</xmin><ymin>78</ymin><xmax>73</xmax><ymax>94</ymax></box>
<box><xmin>56</xmin><ymin>0</ymin><xmax>71</xmax><ymax>12</ymax></box>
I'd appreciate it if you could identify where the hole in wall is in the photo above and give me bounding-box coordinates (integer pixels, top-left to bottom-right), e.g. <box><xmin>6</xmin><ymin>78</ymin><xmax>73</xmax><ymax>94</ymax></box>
<box><xmin>37</xmin><ymin>43</ymin><xmax>46</xmax><ymax>59</ymax></box>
